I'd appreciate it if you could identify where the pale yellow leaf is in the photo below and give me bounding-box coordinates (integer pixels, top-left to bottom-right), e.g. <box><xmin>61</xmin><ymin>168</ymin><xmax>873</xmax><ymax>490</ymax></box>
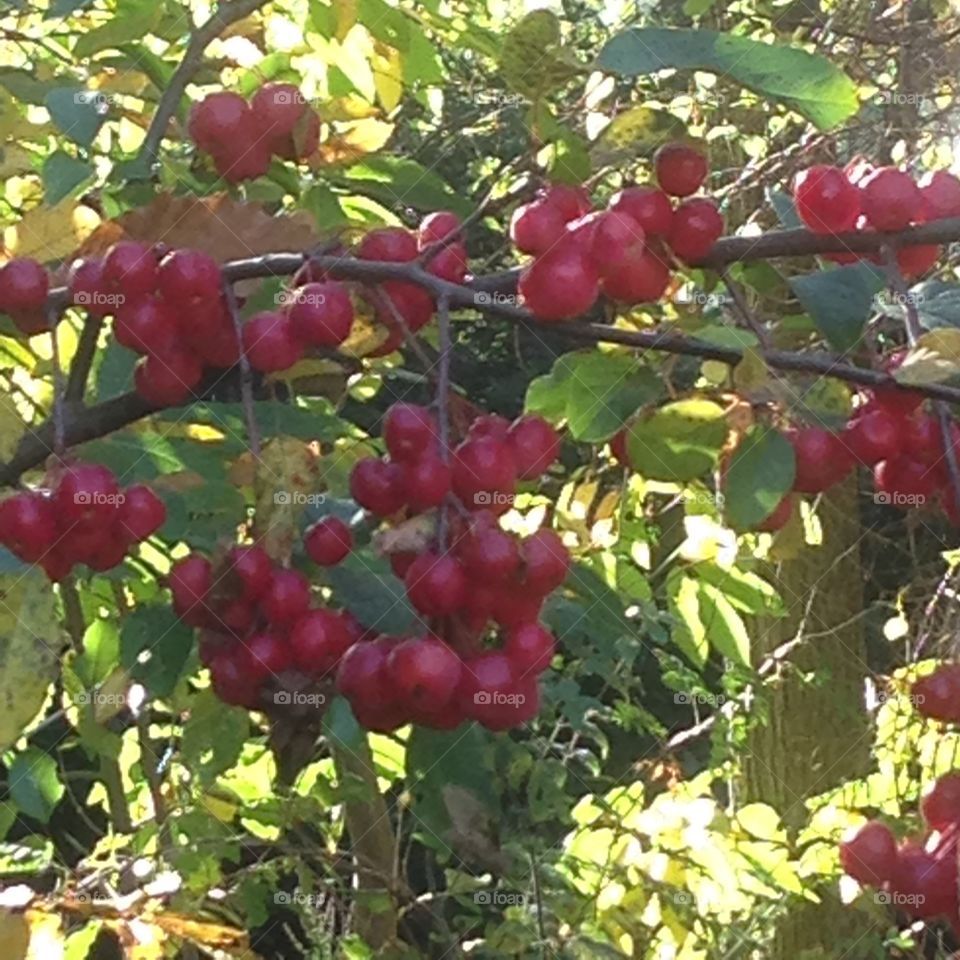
<box><xmin>5</xmin><ymin>201</ymin><xmax>100</xmax><ymax>263</ymax></box>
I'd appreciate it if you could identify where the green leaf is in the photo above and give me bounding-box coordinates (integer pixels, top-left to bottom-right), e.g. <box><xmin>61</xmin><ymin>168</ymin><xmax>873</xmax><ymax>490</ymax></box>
<box><xmin>302</xmin><ymin>184</ymin><xmax>350</xmax><ymax>230</ymax></box>
<box><xmin>181</xmin><ymin>689</ymin><xmax>250</xmax><ymax>785</ymax></box>
<box><xmin>724</xmin><ymin>426</ymin><xmax>795</xmax><ymax>530</ymax></box>
<box><xmin>789</xmin><ymin>263</ymin><xmax>885</xmax><ymax>352</ymax></box>
<box><xmin>45</xmin><ymin>87</ymin><xmax>107</xmax><ymax>147</ymax></box>
<box><xmin>913</xmin><ymin>281</ymin><xmax>960</xmax><ymax>330</ymax></box>
<box><xmin>698</xmin><ymin>582</ymin><xmax>751</xmax><ymax>665</ymax></box>
<box><xmin>74</xmin><ymin>0</ymin><xmax>162</xmax><ymax>58</ymax></box>
<box><xmin>42</xmin><ymin>151</ymin><xmax>93</xmax><ymax>204</ymax></box>
<box><xmin>120</xmin><ymin>606</ymin><xmax>194</xmax><ymax>698</ymax></box>
<box><xmin>323</xmin><ymin>696</ymin><xmax>366</xmax><ymax>752</ymax></box>
<box><xmin>598</xmin><ymin>28</ymin><xmax>858</xmax><ymax>130</ymax></box>
<box><xmin>593</xmin><ymin>105</ymin><xmax>687</xmax><ymax>165</ymax></box>
<box><xmin>10</xmin><ymin>749</ymin><xmax>63</xmax><ymax>823</ymax></box>
<box><xmin>75</xmin><ymin>620</ymin><xmax>120</xmax><ymax>688</ymax></box>
<box><xmin>357</xmin><ymin>0</ymin><xmax>410</xmax><ymax>50</ymax></box>
<box><xmin>326</xmin><ymin>551</ymin><xmax>416</xmax><ymax>634</ymax></box>
<box><xmin>627</xmin><ymin>399</ymin><xmax>728</xmax><ymax>481</ymax></box>
<box><xmin>666</xmin><ymin>570</ymin><xmax>707</xmax><ymax>667</ymax></box>
<box><xmin>336</xmin><ymin>157</ymin><xmax>471</xmax><ymax>217</ymax></box>
<box><xmin>693</xmin><ymin>562</ymin><xmax>783</xmax><ymax>616</ymax></box>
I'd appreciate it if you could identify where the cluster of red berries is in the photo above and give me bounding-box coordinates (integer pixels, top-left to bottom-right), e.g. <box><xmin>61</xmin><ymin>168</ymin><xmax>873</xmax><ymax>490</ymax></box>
<box><xmin>188</xmin><ymin>82</ymin><xmax>320</xmax><ymax>182</ymax></box>
<box><xmin>512</xmin><ymin>143</ymin><xmax>724</xmax><ymax>322</ymax></box>
<box><xmin>839</xmin><ymin>773</ymin><xmax>960</xmax><ymax>933</ymax></box>
<box><xmin>333</xmin><ymin>404</ymin><xmax>566</xmax><ymax>731</ymax></box>
<box><xmin>0</xmin><ymin>462</ymin><xmax>165</xmax><ymax>580</ymax></box>
<box><xmin>792</xmin><ymin>163</ymin><xmax>960</xmax><ymax>277</ymax></box>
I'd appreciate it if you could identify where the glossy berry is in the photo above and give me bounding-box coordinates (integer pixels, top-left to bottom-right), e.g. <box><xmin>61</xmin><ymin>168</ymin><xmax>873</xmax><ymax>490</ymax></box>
<box><xmin>788</xmin><ymin>428</ymin><xmax>853</xmax><ymax>494</ymax></box>
<box><xmin>508</xmin><ymin>415</ymin><xmax>560</xmax><ymax>479</ymax></box>
<box><xmin>425</xmin><ymin>243</ymin><xmax>468</xmax><ymax>283</ymax></box>
<box><xmin>792</xmin><ymin>165</ymin><xmax>860</xmax><ymax>234</ymax></box>
<box><xmin>212</xmin><ymin>141</ymin><xmax>272</xmax><ymax>182</ymax></box>
<box><xmin>260</xmin><ymin>568</ymin><xmax>310</xmax><ymax>625</ymax></box>
<box><xmin>114</xmin><ymin>296</ymin><xmax>177</xmax><ymax>355</ymax></box>
<box><xmin>210</xmin><ymin>649</ymin><xmax>260</xmax><ymax>708</ymax></box>
<box><xmin>102</xmin><ymin>242</ymin><xmax>159</xmax><ymax>300</ymax></box>
<box><xmin>538</xmin><ymin>183</ymin><xmax>591</xmax><ymax>222</ymax></box>
<box><xmin>509</xmin><ymin>200</ymin><xmax>567</xmax><ymax>255</ymax></box>
<box><xmin>289</xmin><ymin>609</ymin><xmax>352</xmax><ymax>675</ymax></box>
<box><xmin>0</xmin><ymin>258</ymin><xmax>48</xmax><ymax>315</ymax></box>
<box><xmin>0</xmin><ymin>492</ymin><xmax>57</xmax><ymax>563</ymax></box>
<box><xmin>418</xmin><ymin>211</ymin><xmax>461</xmax><ymax>248</ymax></box>
<box><xmin>667</xmin><ymin>199</ymin><xmax>724</xmax><ymax>262</ymax></box>
<box><xmin>845</xmin><ymin>408</ymin><xmax>903</xmax><ymax>465</ymax></box>
<box><xmin>468</xmin><ymin>414</ymin><xmax>511</xmax><ymax>442</ymax></box>
<box><xmin>602</xmin><ymin>248</ymin><xmax>671</xmax><ymax>304</ymax></box>
<box><xmin>336</xmin><ymin>638</ymin><xmax>397</xmax><ymax>707</ymax></box>
<box><xmin>304</xmin><ymin>517</ymin><xmax>353</xmax><ymax>566</ymax></box>
<box><xmin>157</xmin><ymin>249</ymin><xmax>222</xmax><ymax>309</ymax></box>
<box><xmin>521</xmin><ymin>529</ymin><xmax>570</xmax><ymax>593</ymax></box>
<box><xmin>888</xmin><ymin>842</ymin><xmax>957</xmax><ymax>919</ymax></box>
<box><xmin>861</xmin><ymin>167</ymin><xmax>922</xmax><ymax>231</ymax></box>
<box><xmin>241</xmin><ymin>310</ymin><xmax>303</xmax><ymax>373</ymax></box>
<box><xmin>218</xmin><ymin>597</ymin><xmax>256</xmax><ymax>634</ymax></box>
<box><xmin>913</xmin><ymin>663</ymin><xmax>960</xmax><ymax>723</ymax></box>
<box><xmin>271</xmin><ymin>108</ymin><xmax>320</xmax><ymax>161</ymax></box>
<box><xmin>459</xmin><ymin>516</ymin><xmax>520</xmax><ymax>582</ymax></box>
<box><xmin>169</xmin><ymin>554</ymin><xmax>213</xmax><ymax>623</ymax></box>
<box><xmin>404</xmin><ymin>551</ymin><xmax>467</xmax><ymax>616</ymax></box>
<box><xmin>921</xmin><ymin>772</ymin><xmax>960</xmax><ymax>830</ymax></box>
<box><xmin>459</xmin><ymin>651</ymin><xmax>517</xmax><ymax>726</ymax></box>
<box><xmin>134</xmin><ymin>347</ymin><xmax>202</xmax><ymax>407</ymax></box>
<box><xmin>904</xmin><ymin>415</ymin><xmax>941</xmax><ymax>464</ymax></box>
<box><xmin>897</xmin><ymin>244</ymin><xmax>940</xmax><ymax>279</ymax></box>
<box><xmin>839</xmin><ymin>821</ymin><xmax>898</xmax><ymax>886</ymax></box>
<box><xmin>350</xmin><ymin>458</ymin><xmax>406</xmax><ymax>516</ymax></box>
<box><xmin>117</xmin><ymin>484</ymin><xmax>166</xmax><ymax>541</ymax></box>
<box><xmin>567</xmin><ymin>211</ymin><xmax>645</xmax><ymax>272</ymax></box>
<box><xmin>376</xmin><ymin>280</ymin><xmax>435</xmax><ymax>332</ymax></box>
<box><xmin>246</xmin><ymin>632</ymin><xmax>292</xmax><ymax>681</ymax></box>
<box><xmin>68</xmin><ymin>258</ymin><xmax>111</xmax><ymax>317</ymax></box>
<box><xmin>505</xmin><ymin>623</ymin><xmax>556</xmax><ymax>674</ymax></box>
<box><xmin>451</xmin><ymin>437</ymin><xmax>517</xmax><ymax>511</ymax></box>
<box><xmin>358</xmin><ymin>227</ymin><xmax>418</xmax><ymax>262</ymax></box>
<box><xmin>251</xmin><ymin>82</ymin><xmax>306</xmax><ymax>141</ymax></box>
<box><xmin>188</xmin><ymin>92</ymin><xmax>252</xmax><ymax>153</ymax></box>
<box><xmin>919</xmin><ymin>171</ymin><xmax>960</xmax><ymax>220</ymax></box>
<box><xmin>288</xmin><ymin>282</ymin><xmax>354</xmax><ymax>347</ymax></box>
<box><xmin>608</xmin><ymin>186</ymin><xmax>674</xmax><ymax>237</ymax></box>
<box><xmin>226</xmin><ymin>545</ymin><xmax>273</xmax><ymax>599</ymax></box>
<box><xmin>401</xmin><ymin>455</ymin><xmax>451</xmax><ymax>512</ymax></box>
<box><xmin>518</xmin><ymin>245</ymin><xmax>599</xmax><ymax>321</ymax></box>
<box><xmin>388</xmin><ymin>636</ymin><xmax>462</xmax><ymax>710</ymax></box>
<box><xmin>384</xmin><ymin>403</ymin><xmax>437</xmax><ymax>462</ymax></box>
<box><xmin>874</xmin><ymin>457</ymin><xmax>938</xmax><ymax>502</ymax></box>
<box><xmin>655</xmin><ymin>142</ymin><xmax>708</xmax><ymax>197</ymax></box>
<box><xmin>55</xmin><ymin>462</ymin><xmax>120</xmax><ymax>528</ymax></box>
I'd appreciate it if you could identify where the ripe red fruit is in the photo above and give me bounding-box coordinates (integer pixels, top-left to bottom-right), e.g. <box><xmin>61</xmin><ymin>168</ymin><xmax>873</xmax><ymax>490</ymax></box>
<box><xmin>304</xmin><ymin>517</ymin><xmax>353</xmax><ymax>566</ymax></box>
<box><xmin>388</xmin><ymin>636</ymin><xmax>462</xmax><ymax>710</ymax></box>
<box><xmin>792</xmin><ymin>165</ymin><xmax>860</xmax><ymax>234</ymax></box>
<box><xmin>608</xmin><ymin>186</ymin><xmax>674</xmax><ymax>237</ymax></box>
<box><xmin>451</xmin><ymin>437</ymin><xmax>517</xmax><ymax>511</ymax></box>
<box><xmin>68</xmin><ymin>258</ymin><xmax>111</xmax><ymax>317</ymax></box>
<box><xmin>845</xmin><ymin>408</ymin><xmax>903</xmax><ymax>465</ymax></box>
<box><xmin>667</xmin><ymin>199</ymin><xmax>724</xmax><ymax>262</ymax></box>
<box><xmin>0</xmin><ymin>258</ymin><xmax>48</xmax><ymax>315</ymax></box>
<box><xmin>838</xmin><ymin>821</ymin><xmax>898</xmax><ymax>886</ymax></box>
<box><xmin>188</xmin><ymin>92</ymin><xmax>252</xmax><ymax>153</ymax></box>
<box><xmin>226</xmin><ymin>544</ymin><xmax>273</xmax><ymax>599</ymax></box>
<box><xmin>169</xmin><ymin>553</ymin><xmax>213</xmax><ymax>623</ymax></box>
<box><xmin>404</xmin><ymin>551</ymin><xmax>467</xmax><ymax>616</ymax></box>
<box><xmin>518</xmin><ymin>245</ymin><xmax>599</xmax><ymax>321</ymax></box>
<box><xmin>424</xmin><ymin>243</ymin><xmax>468</xmax><ymax>283</ymax></box>
<box><xmin>198</xmin><ymin>630</ymin><xmax>233</xmax><ymax>668</ymax></box>
<box><xmin>913</xmin><ymin>663</ymin><xmax>960</xmax><ymax>722</ymax></box>
<box><xmin>458</xmin><ymin>516</ymin><xmax>520</xmax><ymax>582</ymax></box>
<box><xmin>874</xmin><ymin>457</ymin><xmax>938</xmax><ymax>502</ymax></box>
<box><xmin>655</xmin><ymin>142</ymin><xmax>708</xmax><ymax>198</ymax></box>
<box><xmin>492</xmin><ymin>589</ymin><xmax>544</xmax><ymax>629</ymax></box>
<box><xmin>389</xmin><ymin>551</ymin><xmax>417</xmax><ymax>579</ymax></box>
<box><xmin>289</xmin><ymin>609</ymin><xmax>352</xmax><ymax>675</ymax></box>
<box><xmin>59</xmin><ymin>523</ymin><xmax>112</xmax><ymax>567</ymax></box>
<box><xmin>0</xmin><ymin>492</ymin><xmax>57</xmax><ymax>563</ymax></box>
<box><xmin>921</xmin><ymin>772</ymin><xmax>960</xmax><ymax>830</ymax></box>
<box><xmin>102</xmin><ymin>242</ymin><xmax>159</xmax><ymax>300</ymax></box>
<box><xmin>212</xmin><ymin>141</ymin><xmax>272</xmax><ymax>182</ymax></box>
<box><xmin>191</xmin><ymin>307</ymin><xmax>241</xmax><ymax>368</ymax></box>
<box><xmin>889</xmin><ymin>841</ymin><xmax>957</xmax><ymax>919</ymax></box>
<box><xmin>114</xmin><ymin>296</ymin><xmax>177</xmax><ymax>355</ymax></box>
<box><xmin>117</xmin><ymin>484</ymin><xmax>166</xmax><ymax>541</ymax></box>
<box><xmin>860</xmin><ymin>167</ymin><xmax>922</xmax><ymax>231</ymax></box>
<box><xmin>157</xmin><ymin>249</ymin><xmax>222</xmax><ymax>309</ymax></box>
<box><xmin>904</xmin><ymin>415</ymin><xmax>941</xmax><ymax>464</ymax></box>
<box><xmin>55</xmin><ymin>462</ymin><xmax>120</xmax><ymax>528</ymax></box>
<box><xmin>218</xmin><ymin>597</ymin><xmax>256</xmax><ymax>634</ymax></box>
<box><xmin>259</xmin><ymin>568</ymin><xmax>310</xmax><ymax>625</ymax></box>
<box><xmin>504</xmin><ymin>622</ymin><xmax>556</xmax><ymax>674</ymax></box>
<box><xmin>468</xmin><ymin>414</ymin><xmax>511</xmax><ymax>442</ymax></box>
<box><xmin>521</xmin><ymin>528</ymin><xmax>570</xmax><ymax>593</ymax></box>
<box><xmin>919</xmin><ymin>171</ymin><xmax>960</xmax><ymax>220</ymax></box>
<box><xmin>567</xmin><ymin>211</ymin><xmax>645</xmax><ymax>272</ymax></box>
<box><xmin>287</xmin><ymin>282</ymin><xmax>354</xmax><ymax>347</ymax></box>
<box><xmin>349</xmin><ymin>458</ymin><xmax>406</xmax><ymax>516</ymax></box>
<box><xmin>787</xmin><ymin>428</ymin><xmax>853</xmax><ymax>494</ymax></box>
<box><xmin>376</xmin><ymin>280</ymin><xmax>435</xmax><ymax>331</ymax></box>
<box><xmin>336</xmin><ymin>639</ymin><xmax>396</xmax><ymax>707</ymax></box>
<box><xmin>755</xmin><ymin>494</ymin><xmax>793</xmax><ymax>533</ymax></box>
<box><xmin>358</xmin><ymin>227</ymin><xmax>418</xmax><ymax>262</ymax></box>
<box><xmin>384</xmin><ymin>403</ymin><xmax>437</xmax><ymax>461</ymax></box>
<box><xmin>538</xmin><ymin>183</ymin><xmax>591</xmax><ymax>222</ymax></box>
<box><xmin>246</xmin><ymin>632</ymin><xmax>292</xmax><ymax>681</ymax></box>
<box><xmin>401</xmin><ymin>455</ymin><xmax>451</xmax><ymax>512</ymax></box>
<box><xmin>459</xmin><ymin>651</ymin><xmax>519</xmax><ymax>726</ymax></box>
<box><xmin>271</xmin><ymin>108</ymin><xmax>320</xmax><ymax>161</ymax></box>
<box><xmin>508</xmin><ymin>415</ymin><xmax>560</xmax><ymax>479</ymax></box>
<box><xmin>251</xmin><ymin>82</ymin><xmax>306</xmax><ymax>140</ymax></box>
<box><xmin>210</xmin><ymin>649</ymin><xmax>261</xmax><ymax>708</ymax></box>
<box><xmin>241</xmin><ymin>310</ymin><xmax>303</xmax><ymax>373</ymax></box>
<box><xmin>418</xmin><ymin>211</ymin><xmax>461</xmax><ymax>247</ymax></box>
<box><xmin>509</xmin><ymin>200</ymin><xmax>567</xmax><ymax>255</ymax></box>
<box><xmin>896</xmin><ymin>244</ymin><xmax>940</xmax><ymax>279</ymax></box>
<box><xmin>133</xmin><ymin>347</ymin><xmax>203</xmax><ymax>407</ymax></box>
<box><xmin>40</xmin><ymin>549</ymin><xmax>73</xmax><ymax>582</ymax></box>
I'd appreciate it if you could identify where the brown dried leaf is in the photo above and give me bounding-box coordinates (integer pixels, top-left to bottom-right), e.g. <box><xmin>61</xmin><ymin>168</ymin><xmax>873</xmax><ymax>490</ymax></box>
<box><xmin>373</xmin><ymin>514</ymin><xmax>436</xmax><ymax>556</ymax></box>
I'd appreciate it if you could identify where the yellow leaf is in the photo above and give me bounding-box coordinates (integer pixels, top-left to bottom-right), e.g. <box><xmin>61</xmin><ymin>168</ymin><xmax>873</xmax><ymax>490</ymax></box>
<box><xmin>333</xmin><ymin>0</ymin><xmax>358</xmax><ymax>41</ymax></box>
<box><xmin>732</xmin><ymin>346</ymin><xmax>769</xmax><ymax>392</ymax></box>
<box><xmin>24</xmin><ymin>908</ymin><xmax>62</xmax><ymax>960</ymax></box>
<box><xmin>895</xmin><ymin>329</ymin><xmax>960</xmax><ymax>385</ymax></box>
<box><xmin>0</xmin><ymin>910</ymin><xmax>29</xmax><ymax>960</ymax></box>
<box><xmin>312</xmin><ymin>118</ymin><xmax>395</xmax><ymax>166</ymax></box>
<box><xmin>5</xmin><ymin>201</ymin><xmax>100</xmax><ymax>263</ymax></box>
<box><xmin>499</xmin><ymin>11</ymin><xmax>584</xmax><ymax>99</ymax></box>
<box><xmin>595</xmin><ymin>106</ymin><xmax>687</xmax><ymax>159</ymax></box>
<box><xmin>0</xmin><ymin>391</ymin><xmax>27</xmax><ymax>463</ymax></box>
<box><xmin>319</xmin><ymin>94</ymin><xmax>382</xmax><ymax>122</ymax></box>
<box><xmin>372</xmin><ymin>44</ymin><xmax>404</xmax><ymax>113</ymax></box>
<box><xmin>0</xmin><ymin>145</ymin><xmax>35</xmax><ymax>180</ymax></box>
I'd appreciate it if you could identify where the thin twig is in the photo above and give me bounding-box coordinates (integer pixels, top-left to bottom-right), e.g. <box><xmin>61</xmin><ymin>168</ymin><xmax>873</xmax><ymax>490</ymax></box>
<box><xmin>436</xmin><ymin>294</ymin><xmax>452</xmax><ymax>548</ymax></box>
<box><xmin>223</xmin><ymin>283</ymin><xmax>262</xmax><ymax>459</ymax></box>
<box><xmin>48</xmin><ymin>313</ymin><xmax>66</xmax><ymax>459</ymax></box>
<box><xmin>65</xmin><ymin>315</ymin><xmax>104</xmax><ymax>402</ymax></box>
<box><xmin>719</xmin><ymin>268</ymin><xmax>770</xmax><ymax>348</ymax></box>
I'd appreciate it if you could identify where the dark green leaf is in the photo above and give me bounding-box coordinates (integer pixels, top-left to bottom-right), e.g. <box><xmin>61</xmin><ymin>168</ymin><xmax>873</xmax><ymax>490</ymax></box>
<box><xmin>45</xmin><ymin>87</ymin><xmax>107</xmax><ymax>147</ymax></box>
<box><xmin>723</xmin><ymin>426</ymin><xmax>795</xmax><ymax>529</ymax></box>
<box><xmin>75</xmin><ymin>620</ymin><xmax>120</xmax><ymax>688</ymax></box>
<box><xmin>120</xmin><ymin>606</ymin><xmax>194</xmax><ymax>697</ymax></box>
<box><xmin>326</xmin><ymin>551</ymin><xmax>416</xmax><ymax>634</ymax></box>
<box><xmin>10</xmin><ymin>749</ymin><xmax>63</xmax><ymax>823</ymax></box>
<box><xmin>74</xmin><ymin>0</ymin><xmax>162</xmax><ymax>59</ymax></box>
<box><xmin>182</xmin><ymin>689</ymin><xmax>250</xmax><ymax>785</ymax></box>
<box><xmin>336</xmin><ymin>157</ymin><xmax>471</xmax><ymax>217</ymax></box>
<box><xmin>323</xmin><ymin>696</ymin><xmax>366</xmax><ymax>752</ymax></box>
<box><xmin>42</xmin><ymin>151</ymin><xmax>93</xmax><ymax>204</ymax></box>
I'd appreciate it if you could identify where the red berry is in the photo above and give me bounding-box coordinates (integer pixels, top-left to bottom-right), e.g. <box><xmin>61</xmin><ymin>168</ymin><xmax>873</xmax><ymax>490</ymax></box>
<box><xmin>246</xmin><ymin>631</ymin><xmax>292</xmax><ymax>681</ymax></box>
<box><xmin>226</xmin><ymin>544</ymin><xmax>273</xmax><ymax>599</ymax></box>
<box><xmin>458</xmin><ymin>516</ymin><xmax>520</xmax><ymax>582</ymax></box>
<box><xmin>0</xmin><ymin>492</ymin><xmax>57</xmax><ymax>563</ymax></box>
<box><xmin>904</xmin><ymin>415</ymin><xmax>941</xmax><ymax>464</ymax></box>
<box><xmin>504</xmin><ymin>622</ymin><xmax>555</xmax><ymax>674</ymax></box>
<box><xmin>755</xmin><ymin>494</ymin><xmax>793</xmax><ymax>533</ymax></box>
<box><xmin>860</xmin><ymin>167</ymin><xmax>922</xmax><ymax>231</ymax></box>
<box><xmin>336</xmin><ymin>639</ymin><xmax>396</xmax><ymax>708</ymax></box>
<box><xmin>922</xmin><ymin>772</ymin><xmax>960</xmax><ymax>830</ymax></box>
<box><xmin>198</xmin><ymin>630</ymin><xmax>234</xmax><ymax>668</ymax></box>
<box><xmin>508</xmin><ymin>415</ymin><xmax>560</xmax><ymax>479</ymax></box>
<box><xmin>210</xmin><ymin>648</ymin><xmax>261</xmax><ymax>708</ymax></box>
<box><xmin>405</xmin><ymin>551</ymin><xmax>467</xmax><ymax>616</ymax></box>
<box><xmin>117</xmin><ymin>484</ymin><xmax>166</xmax><ymax>541</ymax></box>
<box><xmin>567</xmin><ymin>210</ymin><xmax>645</xmax><ymax>273</ymax></box>
<box><xmin>919</xmin><ymin>171</ymin><xmax>960</xmax><ymax>220</ymax></box>
<box><xmin>913</xmin><ymin>663</ymin><xmax>960</xmax><ymax>722</ymax></box>
<box><xmin>388</xmin><ymin>635</ymin><xmax>462</xmax><ymax>711</ymax></box>
<box><xmin>376</xmin><ymin>280</ymin><xmax>435</xmax><ymax>332</ymax></box>
<box><xmin>133</xmin><ymin>347</ymin><xmax>202</xmax><ymax>407</ymax></box>
<box><xmin>114</xmin><ymin>296</ymin><xmax>177</xmax><ymax>355</ymax></box>
<box><xmin>518</xmin><ymin>245</ymin><xmax>599</xmax><ymax>321</ymax></box>
<box><xmin>667</xmin><ymin>198</ymin><xmax>724</xmax><ymax>262</ymax></box>
<box><xmin>874</xmin><ymin>457</ymin><xmax>939</xmax><ymax>503</ymax></box>
<box><xmin>401</xmin><ymin>455</ymin><xmax>452</xmax><ymax>512</ymax></box>
<box><xmin>349</xmin><ymin>458</ymin><xmax>406</xmax><ymax>516</ymax></box>
<box><xmin>289</xmin><ymin>608</ymin><xmax>353</xmax><ymax>675</ymax></box>
<box><xmin>55</xmin><ymin>462</ymin><xmax>120</xmax><ymax>528</ymax></box>
<box><xmin>259</xmin><ymin>568</ymin><xmax>310</xmax><ymax>625</ymax></box>
<box><xmin>845</xmin><ymin>408</ymin><xmax>903</xmax><ymax>465</ymax></box>
<box><xmin>788</xmin><ymin>428</ymin><xmax>853</xmax><ymax>494</ymax></box>
<box><xmin>68</xmin><ymin>258</ymin><xmax>112</xmax><ymax>317</ymax></box>
<box><xmin>655</xmin><ymin>142</ymin><xmax>708</xmax><ymax>198</ymax></box>
<box><xmin>521</xmin><ymin>528</ymin><xmax>569</xmax><ymax>594</ymax></box>
<box><xmin>468</xmin><ymin>414</ymin><xmax>511</xmax><ymax>442</ymax></box>
<box><xmin>251</xmin><ymin>82</ymin><xmax>307</xmax><ymax>141</ymax></box>
<box><xmin>839</xmin><ymin>821</ymin><xmax>898</xmax><ymax>886</ymax></box>
<box><xmin>384</xmin><ymin>403</ymin><xmax>437</xmax><ymax>461</ymax></box>
<box><xmin>538</xmin><ymin>183</ymin><xmax>591</xmax><ymax>222</ymax></box>
<box><xmin>217</xmin><ymin>597</ymin><xmax>256</xmax><ymax>634</ymax></box>
<box><xmin>287</xmin><ymin>282</ymin><xmax>354</xmax><ymax>347</ymax></box>
<box><xmin>212</xmin><ymin>141</ymin><xmax>272</xmax><ymax>182</ymax></box>
<box><xmin>897</xmin><ymin>244</ymin><xmax>940</xmax><ymax>279</ymax></box>
<box><xmin>102</xmin><ymin>242</ymin><xmax>159</xmax><ymax>300</ymax></box>
<box><xmin>358</xmin><ymin>227</ymin><xmax>418</xmax><ymax>262</ymax></box>
<box><xmin>0</xmin><ymin>258</ymin><xmax>48</xmax><ymax>315</ymax></box>
<box><xmin>157</xmin><ymin>249</ymin><xmax>222</xmax><ymax>309</ymax></box>
<box><xmin>271</xmin><ymin>108</ymin><xmax>320</xmax><ymax>161</ymax></box>
<box><xmin>492</xmin><ymin>589</ymin><xmax>544</xmax><ymax>629</ymax></box>
<box><xmin>889</xmin><ymin>841</ymin><xmax>957</xmax><ymax>919</ymax></box>
<box><xmin>418</xmin><ymin>211</ymin><xmax>461</xmax><ymax>247</ymax></box>
<box><xmin>509</xmin><ymin>200</ymin><xmax>566</xmax><ymax>255</ymax></box>
<box><xmin>601</xmin><ymin>247</ymin><xmax>672</xmax><ymax>304</ymax></box>
<box><xmin>304</xmin><ymin>517</ymin><xmax>353</xmax><ymax>566</ymax></box>
<box><xmin>458</xmin><ymin>652</ymin><xmax>522</xmax><ymax>728</ymax></box>
<box><xmin>389</xmin><ymin>551</ymin><xmax>417</xmax><ymax>579</ymax></box>
<box><xmin>792</xmin><ymin>165</ymin><xmax>860</xmax><ymax>234</ymax></box>
<box><xmin>424</xmin><ymin>243</ymin><xmax>468</xmax><ymax>283</ymax></box>
<box><xmin>241</xmin><ymin>310</ymin><xmax>303</xmax><ymax>373</ymax></box>
<box><xmin>169</xmin><ymin>553</ymin><xmax>213</xmax><ymax>624</ymax></box>
<box><xmin>451</xmin><ymin>437</ymin><xmax>517</xmax><ymax>512</ymax></box>
<box><xmin>39</xmin><ymin>549</ymin><xmax>73</xmax><ymax>582</ymax></box>
<box><xmin>188</xmin><ymin>92</ymin><xmax>252</xmax><ymax>153</ymax></box>
<box><xmin>608</xmin><ymin>186</ymin><xmax>674</xmax><ymax>237</ymax></box>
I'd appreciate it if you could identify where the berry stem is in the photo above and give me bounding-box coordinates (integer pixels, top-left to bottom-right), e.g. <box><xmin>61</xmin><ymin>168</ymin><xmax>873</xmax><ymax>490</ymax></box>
<box><xmin>48</xmin><ymin>309</ymin><xmax>66</xmax><ymax>459</ymax></box>
<box><xmin>436</xmin><ymin>293</ymin><xmax>452</xmax><ymax>549</ymax></box>
<box><xmin>372</xmin><ymin>286</ymin><xmax>436</xmax><ymax>374</ymax></box>
<box><xmin>719</xmin><ymin>267</ymin><xmax>770</xmax><ymax>348</ymax></box>
<box><xmin>65</xmin><ymin>313</ymin><xmax>104</xmax><ymax>402</ymax></box>
<box><xmin>224</xmin><ymin>281</ymin><xmax>262</xmax><ymax>460</ymax></box>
